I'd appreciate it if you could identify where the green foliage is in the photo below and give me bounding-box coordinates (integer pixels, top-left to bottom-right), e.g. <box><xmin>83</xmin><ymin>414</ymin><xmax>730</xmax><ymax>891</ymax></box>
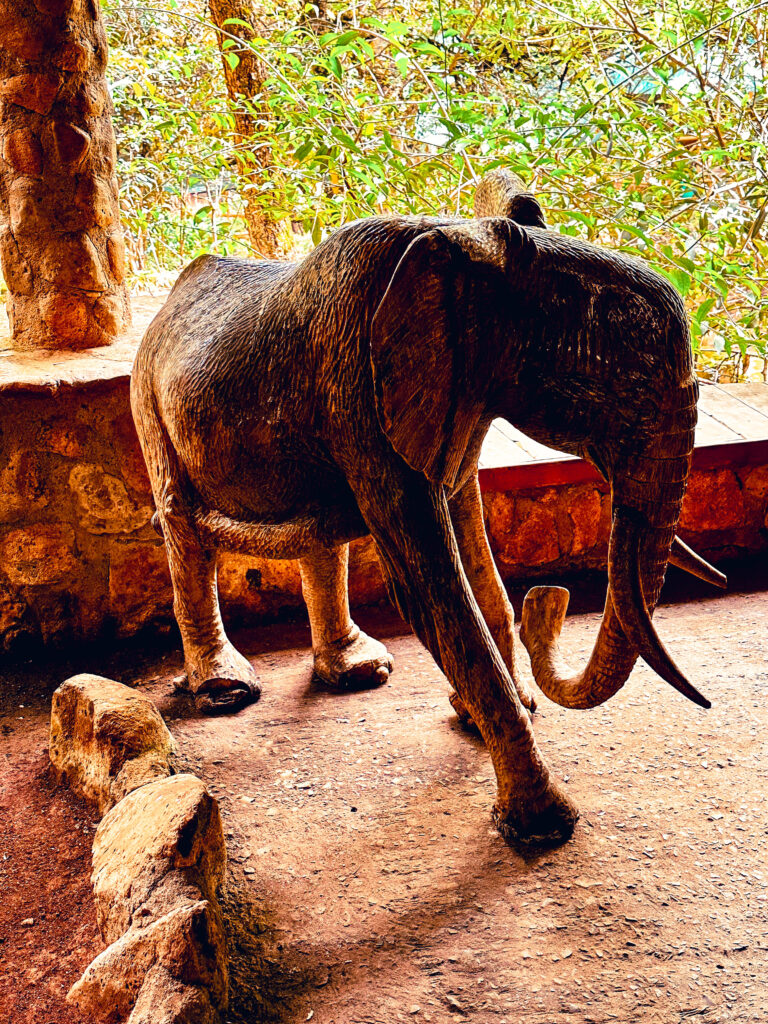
<box><xmin>104</xmin><ymin>2</ymin><xmax>245</xmax><ymax>283</ymax></box>
<box><xmin>105</xmin><ymin>1</ymin><xmax>768</xmax><ymax>377</ymax></box>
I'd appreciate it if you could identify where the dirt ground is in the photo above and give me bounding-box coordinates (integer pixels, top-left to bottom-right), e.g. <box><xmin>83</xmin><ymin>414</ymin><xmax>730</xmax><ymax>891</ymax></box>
<box><xmin>1</xmin><ymin>565</ymin><xmax>767</xmax><ymax>1024</ymax></box>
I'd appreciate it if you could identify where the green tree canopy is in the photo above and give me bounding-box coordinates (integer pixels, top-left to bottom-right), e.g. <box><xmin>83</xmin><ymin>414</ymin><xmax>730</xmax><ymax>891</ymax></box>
<box><xmin>105</xmin><ymin>0</ymin><xmax>767</xmax><ymax>377</ymax></box>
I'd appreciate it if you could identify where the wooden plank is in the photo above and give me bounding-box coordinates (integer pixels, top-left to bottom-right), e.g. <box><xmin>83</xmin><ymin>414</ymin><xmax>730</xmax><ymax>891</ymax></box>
<box><xmin>480</xmin><ymin>437</ymin><xmax>768</xmax><ymax>493</ymax></box>
<box><xmin>479</xmin><ymin>423</ymin><xmax>531</xmax><ymax>470</ymax></box>
<box><xmin>698</xmin><ymin>383</ymin><xmax>768</xmax><ymax>441</ymax></box>
<box><xmin>694</xmin><ymin>438</ymin><xmax>768</xmax><ymax>471</ymax></box>
<box><xmin>480</xmin><ymin>385</ymin><xmax>768</xmax><ymax>480</ymax></box>
<box><xmin>694</xmin><ymin>408</ymin><xmax>742</xmax><ymax>445</ymax></box>
<box><xmin>719</xmin><ymin>383</ymin><xmax>768</xmax><ymax>419</ymax></box>
<box><xmin>480</xmin><ymin>459</ymin><xmax>601</xmax><ymax>492</ymax></box>
<box><xmin>491</xmin><ymin>418</ymin><xmax>573</xmax><ymax>463</ymax></box>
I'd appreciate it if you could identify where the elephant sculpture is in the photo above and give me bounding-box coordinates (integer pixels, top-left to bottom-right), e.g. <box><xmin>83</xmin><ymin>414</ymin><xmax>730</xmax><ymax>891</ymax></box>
<box><xmin>131</xmin><ymin>169</ymin><xmax>725</xmax><ymax>846</ymax></box>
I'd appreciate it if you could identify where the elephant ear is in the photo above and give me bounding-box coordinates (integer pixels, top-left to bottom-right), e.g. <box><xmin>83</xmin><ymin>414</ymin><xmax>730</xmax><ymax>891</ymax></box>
<box><xmin>370</xmin><ymin>220</ymin><xmax>524</xmax><ymax>487</ymax></box>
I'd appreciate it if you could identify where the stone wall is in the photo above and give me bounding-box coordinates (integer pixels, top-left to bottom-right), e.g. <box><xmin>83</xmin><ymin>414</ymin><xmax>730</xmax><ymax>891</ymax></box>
<box><xmin>0</xmin><ymin>369</ymin><xmax>389</xmax><ymax>652</ymax></box>
<box><xmin>1</xmin><ymin>366</ymin><xmax>766</xmax><ymax>654</ymax></box>
<box><xmin>483</xmin><ymin>463</ymin><xmax>768</xmax><ymax>581</ymax></box>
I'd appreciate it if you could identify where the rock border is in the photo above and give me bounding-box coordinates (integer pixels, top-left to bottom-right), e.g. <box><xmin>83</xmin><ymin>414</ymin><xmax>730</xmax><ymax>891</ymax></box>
<box><xmin>49</xmin><ymin>674</ymin><xmax>229</xmax><ymax>1024</ymax></box>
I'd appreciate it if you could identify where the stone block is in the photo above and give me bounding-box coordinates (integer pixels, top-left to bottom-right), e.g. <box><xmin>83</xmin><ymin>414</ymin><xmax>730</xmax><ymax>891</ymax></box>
<box><xmin>40</xmin><ymin>232</ymin><xmax>106</xmax><ymax>290</ymax></box>
<box><xmin>68</xmin><ymin>901</ymin><xmax>226</xmax><ymax>1024</ymax></box>
<box><xmin>109</xmin><ymin>542</ymin><xmax>172</xmax><ymax>636</ymax></box>
<box><xmin>3</xmin><ymin>127</ymin><xmax>43</xmax><ymax>175</ymax></box>
<box><xmin>93</xmin><ymin>292</ymin><xmax>127</xmax><ymax>336</ymax></box>
<box><xmin>91</xmin><ymin>774</ymin><xmax>225</xmax><ymax>944</ymax></box>
<box><xmin>92</xmin><ymin>119</ymin><xmax>118</xmax><ymax>176</ymax></box>
<box><xmin>565</xmin><ymin>486</ymin><xmax>605</xmax><ymax>555</ymax></box>
<box><xmin>0</xmin><ymin>72</ymin><xmax>59</xmax><ymax>114</ymax></box>
<box><xmin>0</xmin><ymin>522</ymin><xmax>76</xmax><ymax>584</ymax></box>
<box><xmin>0</xmin><ymin>5</ymin><xmax>47</xmax><ymax>59</ymax></box>
<box><xmin>680</xmin><ymin>469</ymin><xmax>744</xmax><ymax>533</ymax></box>
<box><xmin>486</xmin><ymin>490</ymin><xmax>561</xmax><ymax>568</ymax></box>
<box><xmin>113</xmin><ymin>409</ymin><xmax>153</xmax><ymax>500</ymax></box>
<box><xmin>37</xmin><ymin>416</ymin><xmax>87</xmax><ymax>458</ymax></box>
<box><xmin>107</xmin><ymin>230</ymin><xmax>127</xmax><ymax>282</ymax></box>
<box><xmin>8</xmin><ymin>178</ymin><xmax>50</xmax><ymax>235</ymax></box>
<box><xmin>74</xmin><ymin>79</ymin><xmax>108</xmax><ymax>117</ymax></box>
<box><xmin>39</xmin><ymin>291</ymin><xmax>90</xmax><ymax>346</ymax></box>
<box><xmin>69</xmin><ymin>462</ymin><xmax>152</xmax><ymax>534</ymax></box>
<box><xmin>52</xmin><ymin>120</ymin><xmax>91</xmax><ymax>166</ymax></box>
<box><xmin>0</xmin><ymin>449</ymin><xmax>49</xmax><ymax>522</ymax></box>
<box><xmin>54</xmin><ymin>39</ymin><xmax>92</xmax><ymax>73</ymax></box>
<box><xmin>512</xmin><ymin>499</ymin><xmax>560</xmax><ymax>566</ymax></box>
<box><xmin>742</xmin><ymin>465</ymin><xmax>768</xmax><ymax>506</ymax></box>
<box><xmin>0</xmin><ymin>228</ymin><xmax>34</xmax><ymax>294</ymax></box>
<box><xmin>75</xmin><ymin>174</ymin><xmax>117</xmax><ymax>229</ymax></box>
<box><xmin>50</xmin><ymin>674</ymin><xmax>175</xmax><ymax>815</ymax></box>
<box><xmin>0</xmin><ymin>581</ymin><xmax>30</xmax><ymax>648</ymax></box>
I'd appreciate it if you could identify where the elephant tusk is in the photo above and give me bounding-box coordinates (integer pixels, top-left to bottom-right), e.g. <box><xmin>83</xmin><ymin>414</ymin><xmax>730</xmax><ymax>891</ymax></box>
<box><xmin>609</xmin><ymin>509</ymin><xmax>711</xmax><ymax>709</ymax></box>
<box><xmin>669</xmin><ymin>536</ymin><xmax>727</xmax><ymax>590</ymax></box>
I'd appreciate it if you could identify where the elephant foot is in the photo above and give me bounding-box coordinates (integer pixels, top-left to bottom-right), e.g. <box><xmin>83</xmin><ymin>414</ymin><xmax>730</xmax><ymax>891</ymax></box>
<box><xmin>493</xmin><ymin>780</ymin><xmax>579</xmax><ymax>849</ymax></box>
<box><xmin>313</xmin><ymin>626</ymin><xmax>394</xmax><ymax>690</ymax></box>
<box><xmin>178</xmin><ymin>642</ymin><xmax>261</xmax><ymax>715</ymax></box>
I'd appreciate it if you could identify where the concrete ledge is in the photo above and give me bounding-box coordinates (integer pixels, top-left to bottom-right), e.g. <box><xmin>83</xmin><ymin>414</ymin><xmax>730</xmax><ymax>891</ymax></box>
<box><xmin>0</xmin><ymin>337</ymin><xmax>137</xmax><ymax>394</ymax></box>
<box><xmin>480</xmin><ymin>438</ymin><xmax>768</xmax><ymax>492</ymax></box>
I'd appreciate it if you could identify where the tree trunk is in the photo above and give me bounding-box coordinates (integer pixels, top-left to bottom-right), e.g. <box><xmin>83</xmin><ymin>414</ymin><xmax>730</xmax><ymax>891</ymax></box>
<box><xmin>208</xmin><ymin>0</ymin><xmax>282</xmax><ymax>257</ymax></box>
<box><xmin>0</xmin><ymin>0</ymin><xmax>130</xmax><ymax>350</ymax></box>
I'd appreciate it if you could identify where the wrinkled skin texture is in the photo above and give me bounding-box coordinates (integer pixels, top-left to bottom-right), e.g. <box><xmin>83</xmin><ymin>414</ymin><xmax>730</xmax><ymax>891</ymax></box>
<box><xmin>131</xmin><ymin>171</ymin><xmax>703</xmax><ymax>846</ymax></box>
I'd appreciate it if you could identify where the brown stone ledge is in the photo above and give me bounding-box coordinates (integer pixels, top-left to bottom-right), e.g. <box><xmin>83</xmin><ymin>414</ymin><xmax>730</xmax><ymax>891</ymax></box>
<box><xmin>0</xmin><ymin>336</ymin><xmax>138</xmax><ymax>395</ymax></box>
<box><xmin>0</xmin><ymin>294</ymin><xmax>160</xmax><ymax>393</ymax></box>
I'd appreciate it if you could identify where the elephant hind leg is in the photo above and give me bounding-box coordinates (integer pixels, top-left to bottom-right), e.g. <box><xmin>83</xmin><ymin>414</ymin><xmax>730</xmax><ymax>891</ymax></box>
<box><xmin>132</xmin><ymin>395</ymin><xmax>260</xmax><ymax>714</ymax></box>
<box><xmin>448</xmin><ymin>690</ymin><xmax>482</xmax><ymax>734</ymax></box>
<box><xmin>299</xmin><ymin>543</ymin><xmax>393</xmax><ymax>690</ymax></box>
<box><xmin>166</xmin><ymin>516</ymin><xmax>261</xmax><ymax>714</ymax></box>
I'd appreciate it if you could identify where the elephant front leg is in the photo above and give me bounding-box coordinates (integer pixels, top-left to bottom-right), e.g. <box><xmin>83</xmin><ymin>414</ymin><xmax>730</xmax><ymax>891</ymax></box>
<box><xmin>355</xmin><ymin>473</ymin><xmax>578</xmax><ymax>846</ymax></box>
<box><xmin>299</xmin><ymin>543</ymin><xmax>393</xmax><ymax>689</ymax></box>
<box><xmin>160</xmin><ymin>499</ymin><xmax>261</xmax><ymax>714</ymax></box>
<box><xmin>450</xmin><ymin>474</ymin><xmax>536</xmax><ymax>720</ymax></box>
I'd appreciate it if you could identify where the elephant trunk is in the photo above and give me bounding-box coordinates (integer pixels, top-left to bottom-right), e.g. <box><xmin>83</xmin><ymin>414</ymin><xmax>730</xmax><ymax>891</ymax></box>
<box><xmin>519</xmin><ymin>381</ymin><xmax>710</xmax><ymax>710</ymax></box>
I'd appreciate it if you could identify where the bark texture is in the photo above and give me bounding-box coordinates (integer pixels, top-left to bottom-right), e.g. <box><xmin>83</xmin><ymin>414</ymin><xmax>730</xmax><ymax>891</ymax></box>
<box><xmin>0</xmin><ymin>0</ymin><xmax>130</xmax><ymax>350</ymax></box>
<box><xmin>208</xmin><ymin>0</ymin><xmax>282</xmax><ymax>257</ymax></box>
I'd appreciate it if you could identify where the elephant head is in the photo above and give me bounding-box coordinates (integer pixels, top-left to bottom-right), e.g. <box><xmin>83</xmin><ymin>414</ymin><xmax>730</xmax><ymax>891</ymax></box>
<box><xmin>473</xmin><ymin>167</ymin><xmax>547</xmax><ymax>228</ymax></box>
<box><xmin>370</xmin><ymin>194</ymin><xmax>723</xmax><ymax>712</ymax></box>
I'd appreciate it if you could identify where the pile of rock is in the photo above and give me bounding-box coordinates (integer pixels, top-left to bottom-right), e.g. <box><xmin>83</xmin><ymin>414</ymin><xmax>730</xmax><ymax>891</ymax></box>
<box><xmin>50</xmin><ymin>674</ymin><xmax>229</xmax><ymax>1024</ymax></box>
